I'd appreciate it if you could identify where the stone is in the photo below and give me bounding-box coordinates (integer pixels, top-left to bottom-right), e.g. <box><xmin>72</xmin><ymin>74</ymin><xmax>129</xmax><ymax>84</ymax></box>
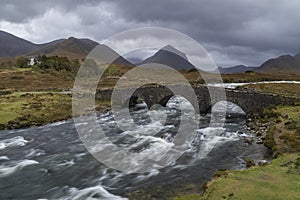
<box><xmin>256</xmin><ymin>138</ymin><xmax>264</xmax><ymax>144</ymax></box>
<box><xmin>245</xmin><ymin>159</ymin><xmax>255</xmax><ymax>168</ymax></box>
<box><xmin>281</xmin><ymin>113</ymin><xmax>288</xmax><ymax>119</ymax></box>
<box><xmin>0</xmin><ymin>123</ymin><xmax>6</xmax><ymax>130</ymax></box>
<box><xmin>258</xmin><ymin>160</ymin><xmax>268</xmax><ymax>166</ymax></box>
<box><xmin>272</xmin><ymin>151</ymin><xmax>280</xmax><ymax>159</ymax></box>
<box><xmin>256</xmin><ymin>132</ymin><xmax>262</xmax><ymax>137</ymax></box>
<box><xmin>244</xmin><ymin>138</ymin><xmax>253</xmax><ymax>145</ymax></box>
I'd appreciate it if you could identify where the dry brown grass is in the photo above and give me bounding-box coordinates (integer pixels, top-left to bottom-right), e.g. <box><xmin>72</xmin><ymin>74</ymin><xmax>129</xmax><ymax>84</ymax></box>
<box><xmin>0</xmin><ymin>70</ymin><xmax>74</xmax><ymax>91</ymax></box>
<box><xmin>238</xmin><ymin>83</ymin><xmax>300</xmax><ymax>97</ymax></box>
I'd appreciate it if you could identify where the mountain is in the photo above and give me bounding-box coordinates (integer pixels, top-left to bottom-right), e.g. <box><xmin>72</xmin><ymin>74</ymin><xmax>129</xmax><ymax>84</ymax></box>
<box><xmin>28</xmin><ymin>37</ymin><xmax>99</xmax><ymax>60</ymax></box>
<box><xmin>216</xmin><ymin>65</ymin><xmax>258</xmax><ymax>74</ymax></box>
<box><xmin>256</xmin><ymin>55</ymin><xmax>300</xmax><ymax>73</ymax></box>
<box><xmin>0</xmin><ymin>30</ymin><xmax>38</xmax><ymax>57</ymax></box>
<box><xmin>125</xmin><ymin>57</ymin><xmax>143</xmax><ymax>65</ymax></box>
<box><xmin>141</xmin><ymin>45</ymin><xmax>195</xmax><ymax>70</ymax></box>
<box><xmin>294</xmin><ymin>53</ymin><xmax>300</xmax><ymax>60</ymax></box>
<box><xmin>92</xmin><ymin>44</ymin><xmax>134</xmax><ymax>67</ymax></box>
<box><xmin>0</xmin><ymin>30</ymin><xmax>99</xmax><ymax>60</ymax></box>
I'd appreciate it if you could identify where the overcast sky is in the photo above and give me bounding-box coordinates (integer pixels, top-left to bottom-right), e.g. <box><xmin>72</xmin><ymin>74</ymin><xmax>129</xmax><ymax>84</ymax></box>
<box><xmin>0</xmin><ymin>0</ymin><xmax>299</xmax><ymax>67</ymax></box>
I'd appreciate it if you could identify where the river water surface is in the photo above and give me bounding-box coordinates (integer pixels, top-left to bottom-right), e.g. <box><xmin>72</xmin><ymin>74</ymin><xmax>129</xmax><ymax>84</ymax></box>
<box><xmin>0</xmin><ymin>97</ymin><xmax>271</xmax><ymax>199</ymax></box>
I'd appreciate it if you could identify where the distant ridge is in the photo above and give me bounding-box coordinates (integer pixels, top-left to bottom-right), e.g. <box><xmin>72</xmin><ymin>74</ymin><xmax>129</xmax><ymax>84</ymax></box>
<box><xmin>27</xmin><ymin>37</ymin><xmax>99</xmax><ymax>60</ymax></box>
<box><xmin>256</xmin><ymin>55</ymin><xmax>300</xmax><ymax>74</ymax></box>
<box><xmin>216</xmin><ymin>65</ymin><xmax>258</xmax><ymax>74</ymax></box>
<box><xmin>0</xmin><ymin>30</ymin><xmax>99</xmax><ymax>60</ymax></box>
<box><xmin>210</xmin><ymin>53</ymin><xmax>300</xmax><ymax>74</ymax></box>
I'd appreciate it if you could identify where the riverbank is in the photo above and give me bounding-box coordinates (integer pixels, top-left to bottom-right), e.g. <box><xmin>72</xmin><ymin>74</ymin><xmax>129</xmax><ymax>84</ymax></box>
<box><xmin>238</xmin><ymin>82</ymin><xmax>300</xmax><ymax>98</ymax></box>
<box><xmin>174</xmin><ymin>104</ymin><xmax>300</xmax><ymax>200</ymax></box>
<box><xmin>0</xmin><ymin>91</ymin><xmax>111</xmax><ymax>130</ymax></box>
<box><xmin>175</xmin><ymin>153</ymin><xmax>300</xmax><ymax>200</ymax></box>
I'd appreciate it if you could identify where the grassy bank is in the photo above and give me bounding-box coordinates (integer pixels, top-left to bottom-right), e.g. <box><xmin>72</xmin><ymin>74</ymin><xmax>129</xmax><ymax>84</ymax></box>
<box><xmin>238</xmin><ymin>83</ymin><xmax>300</xmax><ymax>98</ymax></box>
<box><xmin>264</xmin><ymin>104</ymin><xmax>300</xmax><ymax>153</ymax></box>
<box><xmin>0</xmin><ymin>91</ymin><xmax>112</xmax><ymax>130</ymax></box>
<box><xmin>175</xmin><ymin>153</ymin><xmax>300</xmax><ymax>200</ymax></box>
<box><xmin>174</xmin><ymin>104</ymin><xmax>300</xmax><ymax>200</ymax></box>
<box><xmin>0</xmin><ymin>92</ymin><xmax>72</xmax><ymax>129</ymax></box>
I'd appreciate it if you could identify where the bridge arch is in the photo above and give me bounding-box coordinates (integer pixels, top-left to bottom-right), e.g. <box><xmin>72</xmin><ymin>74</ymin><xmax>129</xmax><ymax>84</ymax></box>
<box><xmin>96</xmin><ymin>86</ymin><xmax>300</xmax><ymax>116</ymax></box>
<box><xmin>159</xmin><ymin>95</ymin><xmax>175</xmax><ymax>107</ymax></box>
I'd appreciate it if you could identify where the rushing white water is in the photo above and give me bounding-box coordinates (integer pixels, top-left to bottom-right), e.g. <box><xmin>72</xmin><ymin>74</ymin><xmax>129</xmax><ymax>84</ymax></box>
<box><xmin>0</xmin><ymin>136</ymin><xmax>29</xmax><ymax>150</ymax></box>
<box><xmin>207</xmin><ymin>80</ymin><xmax>300</xmax><ymax>89</ymax></box>
<box><xmin>61</xmin><ymin>186</ymin><xmax>128</xmax><ymax>200</ymax></box>
<box><xmin>0</xmin><ymin>160</ymin><xmax>39</xmax><ymax>177</ymax></box>
<box><xmin>0</xmin><ymin>156</ymin><xmax>9</xmax><ymax>161</ymax></box>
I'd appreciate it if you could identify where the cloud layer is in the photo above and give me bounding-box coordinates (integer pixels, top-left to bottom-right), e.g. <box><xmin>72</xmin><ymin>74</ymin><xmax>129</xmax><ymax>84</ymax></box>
<box><xmin>0</xmin><ymin>0</ymin><xmax>299</xmax><ymax>66</ymax></box>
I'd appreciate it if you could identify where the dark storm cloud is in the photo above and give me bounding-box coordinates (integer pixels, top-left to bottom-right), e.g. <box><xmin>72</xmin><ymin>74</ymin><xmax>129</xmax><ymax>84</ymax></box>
<box><xmin>114</xmin><ymin>0</ymin><xmax>300</xmax><ymax>56</ymax></box>
<box><xmin>0</xmin><ymin>0</ymin><xmax>299</xmax><ymax>66</ymax></box>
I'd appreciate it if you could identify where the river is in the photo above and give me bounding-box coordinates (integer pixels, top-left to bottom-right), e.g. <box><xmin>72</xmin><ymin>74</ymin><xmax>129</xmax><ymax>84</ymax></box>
<box><xmin>208</xmin><ymin>80</ymin><xmax>300</xmax><ymax>89</ymax></box>
<box><xmin>0</xmin><ymin>97</ymin><xmax>271</xmax><ymax>199</ymax></box>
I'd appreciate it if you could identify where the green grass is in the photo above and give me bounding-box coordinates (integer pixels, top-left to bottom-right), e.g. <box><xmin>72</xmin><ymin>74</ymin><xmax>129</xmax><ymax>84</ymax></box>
<box><xmin>277</xmin><ymin>104</ymin><xmax>300</xmax><ymax>122</ymax></box>
<box><xmin>175</xmin><ymin>154</ymin><xmax>300</xmax><ymax>200</ymax></box>
<box><xmin>0</xmin><ymin>91</ymin><xmax>112</xmax><ymax>129</ymax></box>
<box><xmin>0</xmin><ymin>102</ymin><xmax>23</xmax><ymax>123</ymax></box>
<box><xmin>258</xmin><ymin>104</ymin><xmax>300</xmax><ymax>153</ymax></box>
<box><xmin>174</xmin><ymin>194</ymin><xmax>202</xmax><ymax>200</ymax></box>
<box><xmin>0</xmin><ymin>92</ymin><xmax>72</xmax><ymax>128</ymax></box>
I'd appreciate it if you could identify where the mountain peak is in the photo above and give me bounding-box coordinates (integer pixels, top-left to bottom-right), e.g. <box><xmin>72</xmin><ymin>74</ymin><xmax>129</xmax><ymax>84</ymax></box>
<box><xmin>141</xmin><ymin>45</ymin><xmax>194</xmax><ymax>70</ymax></box>
<box><xmin>66</xmin><ymin>37</ymin><xmax>80</xmax><ymax>42</ymax></box>
<box><xmin>277</xmin><ymin>55</ymin><xmax>294</xmax><ymax>60</ymax></box>
<box><xmin>29</xmin><ymin>37</ymin><xmax>98</xmax><ymax>60</ymax></box>
<box><xmin>161</xmin><ymin>44</ymin><xmax>177</xmax><ymax>51</ymax></box>
<box><xmin>161</xmin><ymin>45</ymin><xmax>188</xmax><ymax>60</ymax></box>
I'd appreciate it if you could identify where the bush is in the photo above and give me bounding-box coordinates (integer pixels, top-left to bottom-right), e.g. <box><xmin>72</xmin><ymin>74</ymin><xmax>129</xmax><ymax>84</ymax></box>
<box><xmin>263</xmin><ymin>108</ymin><xmax>280</xmax><ymax>119</ymax></box>
<box><xmin>264</xmin><ymin>126</ymin><xmax>277</xmax><ymax>150</ymax></box>
<box><xmin>16</xmin><ymin>57</ymin><xmax>29</xmax><ymax>68</ymax></box>
<box><xmin>35</xmin><ymin>55</ymin><xmax>79</xmax><ymax>72</ymax></box>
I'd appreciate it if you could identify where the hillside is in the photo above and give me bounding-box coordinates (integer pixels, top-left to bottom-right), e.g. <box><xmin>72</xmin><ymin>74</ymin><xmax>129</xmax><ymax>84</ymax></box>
<box><xmin>0</xmin><ymin>31</ymin><xmax>37</xmax><ymax>57</ymax></box>
<box><xmin>257</xmin><ymin>55</ymin><xmax>300</xmax><ymax>74</ymax></box>
<box><xmin>93</xmin><ymin>44</ymin><xmax>134</xmax><ymax>67</ymax></box>
<box><xmin>0</xmin><ymin>30</ymin><xmax>99</xmax><ymax>60</ymax></box>
<box><xmin>28</xmin><ymin>37</ymin><xmax>99</xmax><ymax>60</ymax></box>
<box><xmin>294</xmin><ymin>53</ymin><xmax>300</xmax><ymax>60</ymax></box>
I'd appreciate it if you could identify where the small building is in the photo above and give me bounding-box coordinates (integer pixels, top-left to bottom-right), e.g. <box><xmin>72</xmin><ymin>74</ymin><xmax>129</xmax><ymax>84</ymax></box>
<box><xmin>28</xmin><ymin>57</ymin><xmax>35</xmax><ymax>66</ymax></box>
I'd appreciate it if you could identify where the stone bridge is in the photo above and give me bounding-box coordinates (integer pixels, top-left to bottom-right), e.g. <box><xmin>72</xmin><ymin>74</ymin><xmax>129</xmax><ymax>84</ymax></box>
<box><xmin>95</xmin><ymin>85</ymin><xmax>300</xmax><ymax>115</ymax></box>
